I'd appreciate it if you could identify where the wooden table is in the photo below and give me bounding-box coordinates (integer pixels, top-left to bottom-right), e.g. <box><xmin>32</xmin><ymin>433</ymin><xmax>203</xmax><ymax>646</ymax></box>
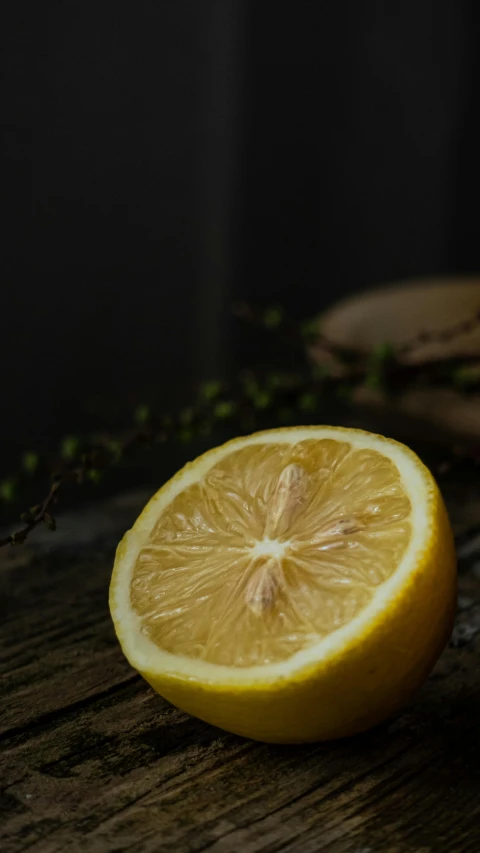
<box><xmin>1</xmin><ymin>448</ymin><xmax>480</xmax><ymax>853</ymax></box>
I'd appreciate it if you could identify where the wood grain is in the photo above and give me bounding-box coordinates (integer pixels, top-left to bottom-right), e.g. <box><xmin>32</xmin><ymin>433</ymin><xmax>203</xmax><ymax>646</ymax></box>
<box><xmin>1</xmin><ymin>484</ymin><xmax>479</xmax><ymax>853</ymax></box>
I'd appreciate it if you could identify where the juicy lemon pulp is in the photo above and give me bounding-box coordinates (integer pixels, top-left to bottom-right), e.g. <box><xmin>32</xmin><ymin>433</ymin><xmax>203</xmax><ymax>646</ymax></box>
<box><xmin>131</xmin><ymin>439</ymin><xmax>411</xmax><ymax>668</ymax></box>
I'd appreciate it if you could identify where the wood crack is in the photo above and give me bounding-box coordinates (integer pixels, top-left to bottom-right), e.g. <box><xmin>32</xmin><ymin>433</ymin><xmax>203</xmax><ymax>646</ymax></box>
<box><xmin>0</xmin><ymin>674</ymin><xmax>140</xmax><ymax>744</ymax></box>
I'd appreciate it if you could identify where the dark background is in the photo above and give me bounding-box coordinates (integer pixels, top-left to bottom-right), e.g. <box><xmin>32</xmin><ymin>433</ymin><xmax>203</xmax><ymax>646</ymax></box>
<box><xmin>2</xmin><ymin>1</ymin><xmax>480</xmax><ymax>473</ymax></box>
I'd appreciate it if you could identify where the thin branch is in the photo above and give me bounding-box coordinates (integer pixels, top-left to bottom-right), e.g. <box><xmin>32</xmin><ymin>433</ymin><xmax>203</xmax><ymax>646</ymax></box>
<box><xmin>0</xmin><ymin>424</ymin><xmax>166</xmax><ymax>548</ymax></box>
<box><xmin>0</xmin><ymin>481</ymin><xmax>61</xmax><ymax>547</ymax></box>
<box><xmin>2</xmin><ymin>304</ymin><xmax>480</xmax><ymax>549</ymax></box>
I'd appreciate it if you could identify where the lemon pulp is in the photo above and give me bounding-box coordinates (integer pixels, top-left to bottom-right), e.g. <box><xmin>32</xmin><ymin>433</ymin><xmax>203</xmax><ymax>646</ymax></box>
<box><xmin>130</xmin><ymin>439</ymin><xmax>411</xmax><ymax>668</ymax></box>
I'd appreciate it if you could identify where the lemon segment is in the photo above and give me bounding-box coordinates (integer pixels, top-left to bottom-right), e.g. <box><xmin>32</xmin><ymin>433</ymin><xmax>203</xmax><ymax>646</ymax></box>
<box><xmin>110</xmin><ymin>426</ymin><xmax>456</xmax><ymax>742</ymax></box>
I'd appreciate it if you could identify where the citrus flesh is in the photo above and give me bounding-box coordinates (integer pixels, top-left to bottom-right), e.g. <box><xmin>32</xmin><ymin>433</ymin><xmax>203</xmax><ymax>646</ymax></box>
<box><xmin>110</xmin><ymin>427</ymin><xmax>457</xmax><ymax>742</ymax></box>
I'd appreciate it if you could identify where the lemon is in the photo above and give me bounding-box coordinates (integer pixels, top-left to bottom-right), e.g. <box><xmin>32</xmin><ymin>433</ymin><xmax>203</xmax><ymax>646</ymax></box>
<box><xmin>109</xmin><ymin>426</ymin><xmax>456</xmax><ymax>743</ymax></box>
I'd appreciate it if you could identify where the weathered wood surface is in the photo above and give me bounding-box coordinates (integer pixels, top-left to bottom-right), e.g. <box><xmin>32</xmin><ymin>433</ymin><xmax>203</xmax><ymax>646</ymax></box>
<box><xmin>1</xmin><ymin>479</ymin><xmax>480</xmax><ymax>853</ymax></box>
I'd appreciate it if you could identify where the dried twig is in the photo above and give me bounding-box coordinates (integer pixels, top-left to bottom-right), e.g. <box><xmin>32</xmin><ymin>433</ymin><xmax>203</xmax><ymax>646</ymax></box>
<box><xmin>0</xmin><ymin>481</ymin><xmax>61</xmax><ymax>547</ymax></box>
<box><xmin>1</xmin><ymin>303</ymin><xmax>480</xmax><ymax>549</ymax></box>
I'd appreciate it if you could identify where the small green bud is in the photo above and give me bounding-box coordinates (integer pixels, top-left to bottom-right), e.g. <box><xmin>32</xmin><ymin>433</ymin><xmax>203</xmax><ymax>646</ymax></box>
<box><xmin>298</xmin><ymin>392</ymin><xmax>317</xmax><ymax>412</ymax></box>
<box><xmin>214</xmin><ymin>401</ymin><xmax>236</xmax><ymax>419</ymax></box>
<box><xmin>452</xmin><ymin>367</ymin><xmax>479</xmax><ymax>389</ymax></box>
<box><xmin>20</xmin><ymin>510</ymin><xmax>36</xmax><ymax>524</ymax></box>
<box><xmin>300</xmin><ymin>318</ymin><xmax>320</xmax><ymax>339</ymax></box>
<box><xmin>364</xmin><ymin>343</ymin><xmax>394</xmax><ymax>394</ymax></box>
<box><xmin>0</xmin><ymin>478</ymin><xmax>17</xmax><ymax>503</ymax></box>
<box><xmin>22</xmin><ymin>451</ymin><xmax>39</xmax><ymax>475</ymax></box>
<box><xmin>106</xmin><ymin>439</ymin><xmax>122</xmax><ymax>460</ymax></box>
<box><xmin>134</xmin><ymin>404</ymin><xmax>151</xmax><ymax>425</ymax></box>
<box><xmin>87</xmin><ymin>469</ymin><xmax>101</xmax><ymax>484</ymax></box>
<box><xmin>372</xmin><ymin>342</ymin><xmax>395</xmax><ymax>364</ymax></box>
<box><xmin>11</xmin><ymin>529</ymin><xmax>27</xmax><ymax>545</ymax></box>
<box><xmin>61</xmin><ymin>436</ymin><xmax>80</xmax><ymax>460</ymax></box>
<box><xmin>253</xmin><ymin>391</ymin><xmax>272</xmax><ymax>410</ymax></box>
<box><xmin>266</xmin><ymin>373</ymin><xmax>284</xmax><ymax>390</ymax></box>
<box><xmin>263</xmin><ymin>305</ymin><xmax>284</xmax><ymax>329</ymax></box>
<box><xmin>200</xmin><ymin>380</ymin><xmax>222</xmax><ymax>401</ymax></box>
<box><xmin>43</xmin><ymin>512</ymin><xmax>57</xmax><ymax>531</ymax></box>
<box><xmin>365</xmin><ymin>371</ymin><xmax>383</xmax><ymax>392</ymax></box>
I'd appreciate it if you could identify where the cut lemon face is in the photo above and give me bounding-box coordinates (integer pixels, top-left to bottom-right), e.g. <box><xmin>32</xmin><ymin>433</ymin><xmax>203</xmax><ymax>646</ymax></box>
<box><xmin>110</xmin><ymin>427</ymin><xmax>456</xmax><ymax>742</ymax></box>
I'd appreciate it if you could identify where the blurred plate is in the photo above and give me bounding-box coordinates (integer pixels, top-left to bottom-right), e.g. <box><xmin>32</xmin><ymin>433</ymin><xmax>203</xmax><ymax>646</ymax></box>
<box><xmin>310</xmin><ymin>277</ymin><xmax>480</xmax><ymax>441</ymax></box>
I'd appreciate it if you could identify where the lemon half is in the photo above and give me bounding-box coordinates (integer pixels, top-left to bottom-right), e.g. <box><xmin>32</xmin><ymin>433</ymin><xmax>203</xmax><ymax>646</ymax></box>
<box><xmin>110</xmin><ymin>426</ymin><xmax>456</xmax><ymax>742</ymax></box>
